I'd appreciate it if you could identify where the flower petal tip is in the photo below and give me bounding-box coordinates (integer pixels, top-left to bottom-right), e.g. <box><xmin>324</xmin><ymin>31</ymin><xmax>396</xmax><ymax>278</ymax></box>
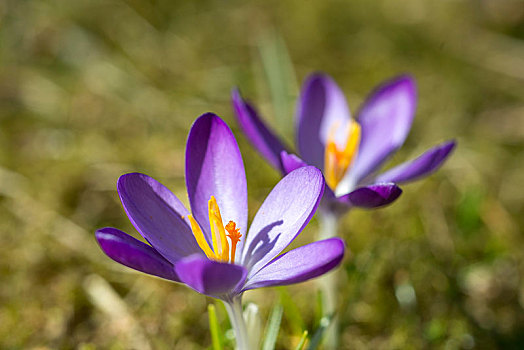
<box><xmin>326</xmin><ymin>237</ymin><xmax>346</xmax><ymax>265</ymax></box>
<box><xmin>435</xmin><ymin>139</ymin><xmax>457</xmax><ymax>161</ymax></box>
<box><xmin>339</xmin><ymin>183</ymin><xmax>402</xmax><ymax>208</ymax></box>
<box><xmin>95</xmin><ymin>227</ymin><xmax>179</xmax><ymax>282</ymax></box>
<box><xmin>280</xmin><ymin>151</ymin><xmax>308</xmax><ymax>174</ymax></box>
<box><xmin>385</xmin><ymin>74</ymin><xmax>417</xmax><ymax>97</ymax></box>
<box><xmin>304</xmin><ymin>72</ymin><xmax>332</xmax><ymax>85</ymax></box>
<box><xmin>443</xmin><ymin>139</ymin><xmax>457</xmax><ymax>152</ymax></box>
<box><xmin>192</xmin><ymin>112</ymin><xmax>226</xmax><ymax>130</ymax></box>
<box><xmin>231</xmin><ymin>88</ymin><xmax>243</xmax><ymax>108</ymax></box>
<box><xmin>241</xmin><ymin>237</ymin><xmax>346</xmax><ymax>291</ymax></box>
<box><xmin>231</xmin><ymin>88</ymin><xmax>288</xmax><ymax>172</ymax></box>
<box><xmin>117</xmin><ymin>172</ymin><xmax>142</xmax><ymax>191</ymax></box>
<box><xmin>375</xmin><ymin>140</ymin><xmax>457</xmax><ymax>184</ymax></box>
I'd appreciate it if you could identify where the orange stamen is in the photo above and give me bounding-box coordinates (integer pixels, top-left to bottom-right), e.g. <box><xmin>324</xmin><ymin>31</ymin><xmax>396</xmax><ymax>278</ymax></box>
<box><xmin>225</xmin><ymin>221</ymin><xmax>242</xmax><ymax>263</ymax></box>
<box><xmin>189</xmin><ymin>196</ymin><xmax>242</xmax><ymax>264</ymax></box>
<box><xmin>324</xmin><ymin>120</ymin><xmax>361</xmax><ymax>190</ymax></box>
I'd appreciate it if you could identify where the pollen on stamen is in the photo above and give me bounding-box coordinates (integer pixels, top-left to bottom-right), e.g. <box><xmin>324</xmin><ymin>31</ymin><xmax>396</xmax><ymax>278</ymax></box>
<box><xmin>225</xmin><ymin>221</ymin><xmax>242</xmax><ymax>263</ymax></box>
<box><xmin>324</xmin><ymin>120</ymin><xmax>361</xmax><ymax>190</ymax></box>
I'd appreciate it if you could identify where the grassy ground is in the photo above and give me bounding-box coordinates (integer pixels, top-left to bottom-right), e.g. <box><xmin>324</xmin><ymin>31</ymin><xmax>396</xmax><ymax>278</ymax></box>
<box><xmin>1</xmin><ymin>0</ymin><xmax>523</xmax><ymax>349</ymax></box>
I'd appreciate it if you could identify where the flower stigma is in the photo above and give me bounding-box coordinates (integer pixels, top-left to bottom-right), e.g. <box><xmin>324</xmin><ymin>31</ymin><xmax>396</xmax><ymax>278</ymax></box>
<box><xmin>324</xmin><ymin>119</ymin><xmax>361</xmax><ymax>190</ymax></box>
<box><xmin>188</xmin><ymin>196</ymin><xmax>241</xmax><ymax>263</ymax></box>
<box><xmin>225</xmin><ymin>221</ymin><xmax>242</xmax><ymax>263</ymax></box>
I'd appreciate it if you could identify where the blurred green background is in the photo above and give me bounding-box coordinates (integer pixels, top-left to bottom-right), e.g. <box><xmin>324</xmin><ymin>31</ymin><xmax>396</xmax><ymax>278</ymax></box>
<box><xmin>1</xmin><ymin>0</ymin><xmax>523</xmax><ymax>349</ymax></box>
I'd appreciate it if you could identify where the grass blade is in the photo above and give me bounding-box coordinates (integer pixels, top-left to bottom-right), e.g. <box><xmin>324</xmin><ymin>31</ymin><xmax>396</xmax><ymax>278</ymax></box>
<box><xmin>294</xmin><ymin>330</ymin><xmax>309</xmax><ymax>350</ymax></box>
<box><xmin>208</xmin><ymin>304</ymin><xmax>223</xmax><ymax>350</ymax></box>
<box><xmin>307</xmin><ymin>316</ymin><xmax>331</xmax><ymax>350</ymax></box>
<box><xmin>262</xmin><ymin>304</ymin><xmax>284</xmax><ymax>350</ymax></box>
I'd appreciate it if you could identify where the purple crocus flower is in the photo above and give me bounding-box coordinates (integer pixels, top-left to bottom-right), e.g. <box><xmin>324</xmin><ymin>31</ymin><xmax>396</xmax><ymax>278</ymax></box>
<box><xmin>232</xmin><ymin>74</ymin><xmax>456</xmax><ymax>212</ymax></box>
<box><xmin>95</xmin><ymin>113</ymin><xmax>344</xmax><ymax>301</ymax></box>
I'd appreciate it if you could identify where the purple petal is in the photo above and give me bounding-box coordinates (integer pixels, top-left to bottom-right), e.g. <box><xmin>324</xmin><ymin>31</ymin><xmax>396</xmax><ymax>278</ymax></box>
<box><xmin>232</xmin><ymin>89</ymin><xmax>288</xmax><ymax>172</ymax></box>
<box><xmin>243</xmin><ymin>238</ymin><xmax>345</xmax><ymax>291</ymax></box>
<box><xmin>118</xmin><ymin>173</ymin><xmax>201</xmax><ymax>264</ymax></box>
<box><xmin>95</xmin><ymin>227</ymin><xmax>179</xmax><ymax>282</ymax></box>
<box><xmin>174</xmin><ymin>255</ymin><xmax>247</xmax><ymax>297</ymax></box>
<box><xmin>296</xmin><ymin>73</ymin><xmax>351</xmax><ymax>169</ymax></box>
<box><xmin>186</xmin><ymin>113</ymin><xmax>248</xmax><ymax>261</ymax></box>
<box><xmin>350</xmin><ymin>75</ymin><xmax>416</xmax><ymax>183</ymax></box>
<box><xmin>375</xmin><ymin>140</ymin><xmax>456</xmax><ymax>184</ymax></box>
<box><xmin>338</xmin><ymin>183</ymin><xmax>402</xmax><ymax>208</ymax></box>
<box><xmin>280</xmin><ymin>151</ymin><xmax>308</xmax><ymax>174</ymax></box>
<box><xmin>242</xmin><ymin>166</ymin><xmax>324</xmax><ymax>277</ymax></box>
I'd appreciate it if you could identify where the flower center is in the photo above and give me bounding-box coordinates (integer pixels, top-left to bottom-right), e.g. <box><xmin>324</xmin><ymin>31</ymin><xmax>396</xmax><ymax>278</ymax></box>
<box><xmin>188</xmin><ymin>196</ymin><xmax>242</xmax><ymax>263</ymax></box>
<box><xmin>324</xmin><ymin>119</ymin><xmax>361</xmax><ymax>190</ymax></box>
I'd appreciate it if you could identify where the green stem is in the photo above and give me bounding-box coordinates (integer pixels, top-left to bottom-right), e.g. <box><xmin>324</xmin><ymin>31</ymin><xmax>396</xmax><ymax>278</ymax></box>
<box><xmin>224</xmin><ymin>296</ymin><xmax>249</xmax><ymax>350</ymax></box>
<box><xmin>317</xmin><ymin>211</ymin><xmax>340</xmax><ymax>350</ymax></box>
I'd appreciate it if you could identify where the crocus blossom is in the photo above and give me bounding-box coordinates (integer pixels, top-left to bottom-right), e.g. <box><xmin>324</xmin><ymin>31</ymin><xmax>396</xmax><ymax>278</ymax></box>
<box><xmin>95</xmin><ymin>113</ymin><xmax>344</xmax><ymax>300</ymax></box>
<box><xmin>232</xmin><ymin>74</ymin><xmax>455</xmax><ymax>212</ymax></box>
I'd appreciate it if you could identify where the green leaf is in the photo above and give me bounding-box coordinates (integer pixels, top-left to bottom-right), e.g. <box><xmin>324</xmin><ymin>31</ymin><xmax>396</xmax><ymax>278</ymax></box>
<box><xmin>262</xmin><ymin>304</ymin><xmax>284</xmax><ymax>350</ymax></box>
<box><xmin>208</xmin><ymin>303</ymin><xmax>223</xmax><ymax>350</ymax></box>
<box><xmin>294</xmin><ymin>330</ymin><xmax>309</xmax><ymax>350</ymax></box>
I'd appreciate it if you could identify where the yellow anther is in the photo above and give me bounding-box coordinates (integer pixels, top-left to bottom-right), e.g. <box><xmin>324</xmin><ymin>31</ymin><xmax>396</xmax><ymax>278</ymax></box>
<box><xmin>188</xmin><ymin>214</ymin><xmax>216</xmax><ymax>260</ymax></box>
<box><xmin>189</xmin><ymin>196</ymin><xmax>242</xmax><ymax>264</ymax></box>
<box><xmin>324</xmin><ymin>119</ymin><xmax>361</xmax><ymax>190</ymax></box>
<box><xmin>225</xmin><ymin>221</ymin><xmax>242</xmax><ymax>263</ymax></box>
<box><xmin>208</xmin><ymin>196</ymin><xmax>229</xmax><ymax>262</ymax></box>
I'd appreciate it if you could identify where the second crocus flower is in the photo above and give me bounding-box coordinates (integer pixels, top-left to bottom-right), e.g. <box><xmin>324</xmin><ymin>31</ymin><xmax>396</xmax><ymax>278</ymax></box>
<box><xmin>233</xmin><ymin>73</ymin><xmax>455</xmax><ymax>349</ymax></box>
<box><xmin>232</xmin><ymin>74</ymin><xmax>455</xmax><ymax>214</ymax></box>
